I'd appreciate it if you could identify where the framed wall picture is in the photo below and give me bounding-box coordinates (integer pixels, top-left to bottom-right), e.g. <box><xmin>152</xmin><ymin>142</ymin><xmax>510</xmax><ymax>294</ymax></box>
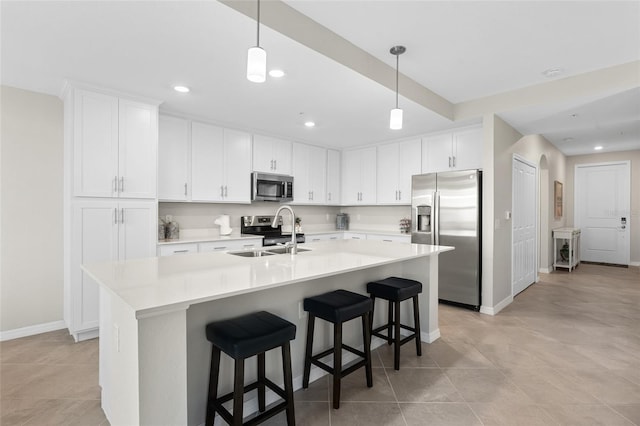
<box><xmin>554</xmin><ymin>180</ymin><xmax>563</xmax><ymax>218</ymax></box>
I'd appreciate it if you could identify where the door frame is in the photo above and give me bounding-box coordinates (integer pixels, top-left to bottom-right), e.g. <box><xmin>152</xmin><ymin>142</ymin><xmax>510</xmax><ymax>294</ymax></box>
<box><xmin>574</xmin><ymin>160</ymin><xmax>631</xmax><ymax>265</ymax></box>
<box><xmin>512</xmin><ymin>154</ymin><xmax>539</xmax><ymax>297</ymax></box>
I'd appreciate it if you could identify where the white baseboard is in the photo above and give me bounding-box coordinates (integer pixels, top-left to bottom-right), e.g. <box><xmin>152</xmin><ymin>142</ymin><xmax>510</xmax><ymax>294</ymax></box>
<box><xmin>630</xmin><ymin>261</ymin><xmax>640</xmax><ymax>267</ymax></box>
<box><xmin>539</xmin><ymin>267</ymin><xmax>552</xmax><ymax>273</ymax></box>
<box><xmin>0</xmin><ymin>320</ymin><xmax>67</xmax><ymax>342</ymax></box>
<box><xmin>421</xmin><ymin>328</ymin><xmax>440</xmax><ymax>343</ymax></box>
<box><xmin>479</xmin><ymin>294</ymin><xmax>513</xmax><ymax>316</ymax></box>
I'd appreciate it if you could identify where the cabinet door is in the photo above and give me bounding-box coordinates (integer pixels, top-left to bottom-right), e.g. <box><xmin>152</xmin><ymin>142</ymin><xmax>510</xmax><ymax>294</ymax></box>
<box><xmin>252</xmin><ymin>134</ymin><xmax>274</xmax><ymax>173</ymax></box>
<box><xmin>326</xmin><ymin>149</ymin><xmax>341</xmax><ymax>204</ymax></box>
<box><xmin>73</xmin><ymin>202</ymin><xmax>118</xmax><ymax>334</ymax></box>
<box><xmin>158</xmin><ymin>115</ymin><xmax>190</xmax><ymax>200</ymax></box>
<box><xmin>191</xmin><ymin>122</ymin><xmax>225</xmax><ymax>201</ymax></box>
<box><xmin>341</xmin><ymin>149</ymin><xmax>361</xmax><ymax>204</ymax></box>
<box><xmin>359</xmin><ymin>147</ymin><xmax>377</xmax><ymax>204</ymax></box>
<box><xmin>308</xmin><ymin>145</ymin><xmax>326</xmax><ymax>204</ymax></box>
<box><xmin>376</xmin><ymin>143</ymin><xmax>400</xmax><ymax>204</ymax></box>
<box><xmin>118</xmin><ymin>99</ymin><xmax>158</xmax><ymax>199</ymax></box>
<box><xmin>118</xmin><ymin>201</ymin><xmax>156</xmax><ymax>261</ymax></box>
<box><xmin>223</xmin><ymin>129</ymin><xmax>252</xmax><ymax>203</ymax></box>
<box><xmin>397</xmin><ymin>139</ymin><xmax>422</xmax><ymax>203</ymax></box>
<box><xmin>453</xmin><ymin>127</ymin><xmax>483</xmax><ymax>171</ymax></box>
<box><xmin>73</xmin><ymin>90</ymin><xmax>118</xmax><ymax>197</ymax></box>
<box><xmin>292</xmin><ymin>143</ymin><xmax>311</xmax><ymax>203</ymax></box>
<box><xmin>272</xmin><ymin>137</ymin><xmax>292</xmax><ymax>175</ymax></box>
<box><xmin>422</xmin><ymin>133</ymin><xmax>453</xmax><ymax>173</ymax></box>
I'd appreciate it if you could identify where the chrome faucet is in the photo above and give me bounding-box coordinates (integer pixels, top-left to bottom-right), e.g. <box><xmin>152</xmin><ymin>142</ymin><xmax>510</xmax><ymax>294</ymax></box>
<box><xmin>272</xmin><ymin>205</ymin><xmax>297</xmax><ymax>254</ymax></box>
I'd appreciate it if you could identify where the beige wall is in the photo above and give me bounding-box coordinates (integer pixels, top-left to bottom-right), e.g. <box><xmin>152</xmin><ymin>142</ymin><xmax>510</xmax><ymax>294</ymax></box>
<box><xmin>565</xmin><ymin>150</ymin><xmax>640</xmax><ymax>264</ymax></box>
<box><xmin>1</xmin><ymin>86</ymin><xmax>64</xmax><ymax>332</ymax></box>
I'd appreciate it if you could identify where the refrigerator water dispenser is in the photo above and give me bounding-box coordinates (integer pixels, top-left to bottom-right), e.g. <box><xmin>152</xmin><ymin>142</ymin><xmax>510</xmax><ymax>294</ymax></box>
<box><xmin>417</xmin><ymin>206</ymin><xmax>431</xmax><ymax>232</ymax></box>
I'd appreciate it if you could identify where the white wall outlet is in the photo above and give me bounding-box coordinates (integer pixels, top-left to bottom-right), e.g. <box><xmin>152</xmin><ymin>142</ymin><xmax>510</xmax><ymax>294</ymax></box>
<box><xmin>298</xmin><ymin>301</ymin><xmax>307</xmax><ymax>319</ymax></box>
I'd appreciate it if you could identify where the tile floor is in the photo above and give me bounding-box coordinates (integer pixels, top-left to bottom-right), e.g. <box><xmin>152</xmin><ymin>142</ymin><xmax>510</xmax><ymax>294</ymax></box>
<box><xmin>1</xmin><ymin>263</ymin><xmax>639</xmax><ymax>425</ymax></box>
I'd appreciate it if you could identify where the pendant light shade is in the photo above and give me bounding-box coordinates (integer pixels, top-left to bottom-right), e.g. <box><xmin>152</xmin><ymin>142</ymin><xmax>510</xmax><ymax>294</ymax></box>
<box><xmin>247</xmin><ymin>46</ymin><xmax>266</xmax><ymax>83</ymax></box>
<box><xmin>389</xmin><ymin>108</ymin><xmax>403</xmax><ymax>130</ymax></box>
<box><xmin>247</xmin><ymin>0</ymin><xmax>266</xmax><ymax>83</ymax></box>
<box><xmin>389</xmin><ymin>45</ymin><xmax>406</xmax><ymax>130</ymax></box>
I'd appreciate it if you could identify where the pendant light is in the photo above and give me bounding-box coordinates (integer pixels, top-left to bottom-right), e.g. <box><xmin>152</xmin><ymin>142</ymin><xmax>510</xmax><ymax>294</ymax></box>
<box><xmin>389</xmin><ymin>45</ymin><xmax>406</xmax><ymax>130</ymax></box>
<box><xmin>247</xmin><ymin>0</ymin><xmax>266</xmax><ymax>83</ymax></box>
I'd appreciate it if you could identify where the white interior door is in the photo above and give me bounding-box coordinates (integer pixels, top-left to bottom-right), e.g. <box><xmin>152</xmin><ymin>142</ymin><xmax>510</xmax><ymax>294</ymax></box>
<box><xmin>575</xmin><ymin>162</ymin><xmax>630</xmax><ymax>265</ymax></box>
<box><xmin>512</xmin><ymin>156</ymin><xmax>537</xmax><ymax>295</ymax></box>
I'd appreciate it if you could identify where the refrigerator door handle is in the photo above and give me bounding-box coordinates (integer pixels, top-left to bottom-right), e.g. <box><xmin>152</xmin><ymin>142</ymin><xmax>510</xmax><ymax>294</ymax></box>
<box><xmin>433</xmin><ymin>191</ymin><xmax>440</xmax><ymax>245</ymax></box>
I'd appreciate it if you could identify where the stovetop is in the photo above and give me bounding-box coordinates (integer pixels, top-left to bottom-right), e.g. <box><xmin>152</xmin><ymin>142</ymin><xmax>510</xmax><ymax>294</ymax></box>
<box><xmin>241</xmin><ymin>215</ymin><xmax>304</xmax><ymax>246</ymax></box>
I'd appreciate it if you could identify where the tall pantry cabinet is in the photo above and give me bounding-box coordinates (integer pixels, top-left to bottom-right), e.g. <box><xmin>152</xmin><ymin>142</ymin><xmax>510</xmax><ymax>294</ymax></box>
<box><xmin>63</xmin><ymin>84</ymin><xmax>159</xmax><ymax>341</ymax></box>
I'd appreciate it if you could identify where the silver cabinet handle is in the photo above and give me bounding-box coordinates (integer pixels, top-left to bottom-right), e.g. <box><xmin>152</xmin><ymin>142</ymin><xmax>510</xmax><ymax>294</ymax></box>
<box><xmin>398</xmin><ymin>190</ymin><xmax>401</xmax><ymax>200</ymax></box>
<box><xmin>274</xmin><ymin>160</ymin><xmax>277</xmax><ymax>170</ymax></box>
<box><xmin>448</xmin><ymin>157</ymin><xmax>452</xmax><ymax>168</ymax></box>
<box><xmin>243</xmin><ymin>244</ymin><xmax>255</xmax><ymax>248</ymax></box>
<box><xmin>174</xmin><ymin>249</ymin><xmax>189</xmax><ymax>254</ymax></box>
<box><xmin>119</xmin><ymin>177</ymin><xmax>124</xmax><ymax>193</ymax></box>
<box><xmin>328</xmin><ymin>192</ymin><xmax>331</xmax><ymax>201</ymax></box>
<box><xmin>270</xmin><ymin>159</ymin><xmax>274</xmax><ymax>170</ymax></box>
<box><xmin>453</xmin><ymin>156</ymin><xmax>456</xmax><ymax>167</ymax></box>
<box><xmin>120</xmin><ymin>208</ymin><xmax>124</xmax><ymax>224</ymax></box>
<box><xmin>220</xmin><ymin>185</ymin><xmax>224</xmax><ymax>197</ymax></box>
<box><xmin>383</xmin><ymin>239</ymin><xmax>392</xmax><ymax>242</ymax></box>
<box><xmin>184</xmin><ymin>183</ymin><xmax>187</xmax><ymax>196</ymax></box>
<box><xmin>114</xmin><ymin>208</ymin><xmax>118</xmax><ymax>224</ymax></box>
<box><xmin>113</xmin><ymin>176</ymin><xmax>118</xmax><ymax>193</ymax></box>
<box><xmin>311</xmin><ymin>191</ymin><xmax>313</xmax><ymax>200</ymax></box>
<box><xmin>213</xmin><ymin>246</ymin><xmax>226</xmax><ymax>251</ymax></box>
<box><xmin>224</xmin><ymin>186</ymin><xmax>228</xmax><ymax>197</ymax></box>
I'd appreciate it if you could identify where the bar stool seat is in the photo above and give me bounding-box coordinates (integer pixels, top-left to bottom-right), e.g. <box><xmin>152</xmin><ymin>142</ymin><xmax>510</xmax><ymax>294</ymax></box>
<box><xmin>302</xmin><ymin>289</ymin><xmax>373</xmax><ymax>409</ymax></box>
<box><xmin>367</xmin><ymin>277</ymin><xmax>422</xmax><ymax>370</ymax></box>
<box><xmin>206</xmin><ymin>311</ymin><xmax>296</xmax><ymax>426</ymax></box>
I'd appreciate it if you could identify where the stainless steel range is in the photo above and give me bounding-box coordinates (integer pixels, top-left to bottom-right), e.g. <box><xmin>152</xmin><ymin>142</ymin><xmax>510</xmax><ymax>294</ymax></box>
<box><xmin>241</xmin><ymin>215</ymin><xmax>305</xmax><ymax>246</ymax></box>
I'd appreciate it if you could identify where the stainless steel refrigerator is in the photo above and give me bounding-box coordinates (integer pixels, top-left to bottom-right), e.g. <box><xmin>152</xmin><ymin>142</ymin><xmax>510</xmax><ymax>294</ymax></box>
<box><xmin>411</xmin><ymin>170</ymin><xmax>482</xmax><ymax>310</ymax></box>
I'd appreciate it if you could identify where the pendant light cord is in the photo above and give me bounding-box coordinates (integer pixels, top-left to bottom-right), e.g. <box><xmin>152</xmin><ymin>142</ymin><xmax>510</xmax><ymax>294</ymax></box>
<box><xmin>256</xmin><ymin>0</ymin><xmax>261</xmax><ymax>47</ymax></box>
<box><xmin>395</xmin><ymin>53</ymin><xmax>399</xmax><ymax>108</ymax></box>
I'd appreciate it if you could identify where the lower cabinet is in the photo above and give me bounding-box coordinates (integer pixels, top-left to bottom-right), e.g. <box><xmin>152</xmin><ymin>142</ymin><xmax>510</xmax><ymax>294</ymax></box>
<box><xmin>157</xmin><ymin>238</ymin><xmax>263</xmax><ymax>256</ymax></box>
<box><xmin>305</xmin><ymin>233</ymin><xmax>342</xmax><ymax>243</ymax></box>
<box><xmin>157</xmin><ymin>243</ymin><xmax>198</xmax><ymax>256</ymax></box>
<box><xmin>68</xmin><ymin>200</ymin><xmax>156</xmax><ymax>341</ymax></box>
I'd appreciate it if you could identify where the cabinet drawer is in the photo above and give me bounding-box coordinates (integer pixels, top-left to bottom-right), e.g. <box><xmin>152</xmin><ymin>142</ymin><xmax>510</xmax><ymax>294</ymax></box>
<box><xmin>343</xmin><ymin>232</ymin><xmax>367</xmax><ymax>240</ymax></box>
<box><xmin>367</xmin><ymin>234</ymin><xmax>411</xmax><ymax>243</ymax></box>
<box><xmin>158</xmin><ymin>243</ymin><xmax>198</xmax><ymax>256</ymax></box>
<box><xmin>198</xmin><ymin>239</ymin><xmax>262</xmax><ymax>252</ymax></box>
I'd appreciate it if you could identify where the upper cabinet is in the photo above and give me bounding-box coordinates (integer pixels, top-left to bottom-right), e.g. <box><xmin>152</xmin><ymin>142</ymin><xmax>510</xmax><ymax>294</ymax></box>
<box><xmin>158</xmin><ymin>115</ymin><xmax>190</xmax><ymax>201</ymax></box>
<box><xmin>72</xmin><ymin>89</ymin><xmax>158</xmax><ymax>198</ymax></box>
<box><xmin>253</xmin><ymin>135</ymin><xmax>292</xmax><ymax>175</ymax></box>
<box><xmin>191</xmin><ymin>122</ymin><xmax>251</xmax><ymax>203</ymax></box>
<box><xmin>326</xmin><ymin>149</ymin><xmax>341</xmax><ymax>205</ymax></box>
<box><xmin>292</xmin><ymin>143</ymin><xmax>326</xmax><ymax>204</ymax></box>
<box><xmin>377</xmin><ymin>139</ymin><xmax>421</xmax><ymax>204</ymax></box>
<box><xmin>342</xmin><ymin>147</ymin><xmax>376</xmax><ymax>205</ymax></box>
<box><xmin>422</xmin><ymin>126</ymin><xmax>483</xmax><ymax>173</ymax></box>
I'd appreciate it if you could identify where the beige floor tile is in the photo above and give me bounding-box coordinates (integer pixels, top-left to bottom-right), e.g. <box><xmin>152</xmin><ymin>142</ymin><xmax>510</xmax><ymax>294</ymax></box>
<box><xmin>257</xmin><ymin>401</ymin><xmax>330</xmax><ymax>426</ymax></box>
<box><xmin>400</xmin><ymin>402</ymin><xmax>482</xmax><ymax>425</ymax></box>
<box><xmin>332</xmin><ymin>366</ymin><xmax>396</xmax><ymax>403</ymax></box>
<box><xmin>3</xmin><ymin>363</ymin><xmax>100</xmax><ymax>400</ymax></box>
<box><xmin>387</xmin><ymin>367</ymin><xmax>463</xmax><ymax>403</ymax></box>
<box><xmin>555</xmin><ymin>368</ymin><xmax>640</xmax><ymax>405</ymax></box>
<box><xmin>375</xmin><ymin>341</ymin><xmax>438</xmax><ymax>369</ymax></box>
<box><xmin>469</xmin><ymin>402</ymin><xmax>558</xmax><ymax>426</ymax></box>
<box><xmin>21</xmin><ymin>399</ymin><xmax>106</xmax><ymax>426</ymax></box>
<box><xmin>295</xmin><ymin>375</ymin><xmax>329</xmax><ymax>402</ymax></box>
<box><xmin>329</xmin><ymin>402</ymin><xmax>405</xmax><ymax>426</ymax></box>
<box><xmin>610</xmin><ymin>404</ymin><xmax>640</xmax><ymax>425</ymax></box>
<box><xmin>500</xmin><ymin>368</ymin><xmax>599</xmax><ymax>404</ymax></box>
<box><xmin>541</xmin><ymin>404</ymin><xmax>636</xmax><ymax>425</ymax></box>
<box><xmin>422</xmin><ymin>340</ymin><xmax>496</xmax><ymax>368</ymax></box>
<box><xmin>444</xmin><ymin>369</ymin><xmax>532</xmax><ymax>404</ymax></box>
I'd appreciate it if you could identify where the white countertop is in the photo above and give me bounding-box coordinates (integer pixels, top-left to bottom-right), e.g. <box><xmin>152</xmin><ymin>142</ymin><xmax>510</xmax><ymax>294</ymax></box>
<box><xmin>83</xmin><ymin>240</ymin><xmax>453</xmax><ymax>318</ymax></box>
<box><xmin>158</xmin><ymin>231</ymin><xmax>263</xmax><ymax>245</ymax></box>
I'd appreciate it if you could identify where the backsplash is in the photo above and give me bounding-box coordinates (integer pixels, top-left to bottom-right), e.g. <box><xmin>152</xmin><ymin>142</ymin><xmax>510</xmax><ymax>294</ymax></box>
<box><xmin>158</xmin><ymin>203</ymin><xmax>412</xmax><ymax>234</ymax></box>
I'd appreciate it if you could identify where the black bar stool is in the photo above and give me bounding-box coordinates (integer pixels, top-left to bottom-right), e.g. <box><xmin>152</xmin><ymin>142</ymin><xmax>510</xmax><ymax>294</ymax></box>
<box><xmin>367</xmin><ymin>277</ymin><xmax>422</xmax><ymax>370</ymax></box>
<box><xmin>302</xmin><ymin>289</ymin><xmax>373</xmax><ymax>409</ymax></box>
<box><xmin>205</xmin><ymin>311</ymin><xmax>296</xmax><ymax>426</ymax></box>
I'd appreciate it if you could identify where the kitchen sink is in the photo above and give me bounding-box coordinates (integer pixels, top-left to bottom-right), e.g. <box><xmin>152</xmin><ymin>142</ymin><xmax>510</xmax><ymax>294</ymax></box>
<box><xmin>227</xmin><ymin>250</ymin><xmax>275</xmax><ymax>257</ymax></box>
<box><xmin>266</xmin><ymin>247</ymin><xmax>311</xmax><ymax>255</ymax></box>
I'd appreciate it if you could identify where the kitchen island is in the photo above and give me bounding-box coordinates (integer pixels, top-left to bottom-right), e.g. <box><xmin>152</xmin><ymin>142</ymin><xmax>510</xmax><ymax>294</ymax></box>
<box><xmin>83</xmin><ymin>239</ymin><xmax>453</xmax><ymax>426</ymax></box>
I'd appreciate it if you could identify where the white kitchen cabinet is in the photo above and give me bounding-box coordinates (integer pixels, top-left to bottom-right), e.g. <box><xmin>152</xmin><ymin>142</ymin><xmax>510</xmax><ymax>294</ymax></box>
<box><xmin>158</xmin><ymin>115</ymin><xmax>190</xmax><ymax>201</ymax></box>
<box><xmin>191</xmin><ymin>122</ymin><xmax>251</xmax><ymax>203</ymax></box>
<box><xmin>70</xmin><ymin>200</ymin><xmax>156</xmax><ymax>341</ymax></box>
<box><xmin>292</xmin><ymin>143</ymin><xmax>326</xmax><ymax>204</ymax></box>
<box><xmin>326</xmin><ymin>149</ymin><xmax>341</xmax><ymax>204</ymax></box>
<box><xmin>377</xmin><ymin>139</ymin><xmax>421</xmax><ymax>204</ymax></box>
<box><xmin>157</xmin><ymin>243</ymin><xmax>198</xmax><ymax>256</ymax></box>
<box><xmin>422</xmin><ymin>126</ymin><xmax>482</xmax><ymax>173</ymax></box>
<box><xmin>342</xmin><ymin>147</ymin><xmax>377</xmax><ymax>205</ymax></box>
<box><xmin>72</xmin><ymin>89</ymin><xmax>158</xmax><ymax>198</ymax></box>
<box><xmin>366</xmin><ymin>233</ymin><xmax>411</xmax><ymax>243</ymax></box>
<box><xmin>198</xmin><ymin>239</ymin><xmax>262</xmax><ymax>253</ymax></box>
<box><xmin>343</xmin><ymin>232</ymin><xmax>367</xmax><ymax>240</ymax></box>
<box><xmin>252</xmin><ymin>134</ymin><xmax>292</xmax><ymax>175</ymax></box>
<box><xmin>305</xmin><ymin>233</ymin><xmax>342</xmax><ymax>243</ymax></box>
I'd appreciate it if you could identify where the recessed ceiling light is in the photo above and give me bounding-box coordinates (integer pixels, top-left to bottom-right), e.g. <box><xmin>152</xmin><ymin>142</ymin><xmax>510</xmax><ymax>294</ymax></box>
<box><xmin>594</xmin><ymin>146</ymin><xmax>603</xmax><ymax>151</ymax></box>
<box><xmin>570</xmin><ymin>113</ymin><xmax>579</xmax><ymax>118</ymax></box>
<box><xmin>304</xmin><ymin>121</ymin><xmax>315</xmax><ymax>128</ymax></box>
<box><xmin>542</xmin><ymin>67</ymin><xmax>564</xmax><ymax>78</ymax></box>
<box><xmin>173</xmin><ymin>85</ymin><xmax>190</xmax><ymax>93</ymax></box>
<box><xmin>269</xmin><ymin>69</ymin><xmax>285</xmax><ymax>78</ymax></box>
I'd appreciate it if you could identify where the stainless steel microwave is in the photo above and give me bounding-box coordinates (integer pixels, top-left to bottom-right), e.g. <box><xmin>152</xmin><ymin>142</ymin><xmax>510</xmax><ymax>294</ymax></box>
<box><xmin>251</xmin><ymin>172</ymin><xmax>294</xmax><ymax>202</ymax></box>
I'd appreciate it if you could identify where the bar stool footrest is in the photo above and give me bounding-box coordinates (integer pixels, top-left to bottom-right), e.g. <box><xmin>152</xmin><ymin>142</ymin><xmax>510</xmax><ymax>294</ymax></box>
<box><xmin>213</xmin><ymin>378</ymin><xmax>289</xmax><ymax>424</ymax></box>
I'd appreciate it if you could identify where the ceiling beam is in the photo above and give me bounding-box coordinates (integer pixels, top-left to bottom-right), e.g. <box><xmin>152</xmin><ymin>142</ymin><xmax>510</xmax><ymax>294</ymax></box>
<box><xmin>219</xmin><ymin>0</ymin><xmax>455</xmax><ymax>121</ymax></box>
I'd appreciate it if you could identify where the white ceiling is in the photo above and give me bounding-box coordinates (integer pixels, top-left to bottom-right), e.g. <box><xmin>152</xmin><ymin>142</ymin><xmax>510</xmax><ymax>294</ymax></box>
<box><xmin>2</xmin><ymin>1</ymin><xmax>639</xmax><ymax>155</ymax></box>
